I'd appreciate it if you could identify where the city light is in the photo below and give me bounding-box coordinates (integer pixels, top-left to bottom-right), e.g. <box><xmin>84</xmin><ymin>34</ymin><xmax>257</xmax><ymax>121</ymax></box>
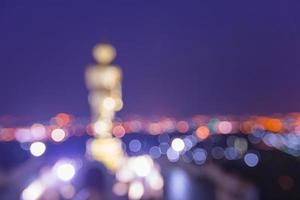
<box><xmin>113</xmin><ymin>182</ymin><xmax>128</xmax><ymax>196</ymax></box>
<box><xmin>129</xmin><ymin>155</ymin><xmax>153</xmax><ymax>177</ymax></box>
<box><xmin>128</xmin><ymin>180</ymin><xmax>144</xmax><ymax>200</ymax></box>
<box><xmin>218</xmin><ymin>121</ymin><xmax>232</xmax><ymax>134</ymax></box>
<box><xmin>53</xmin><ymin>160</ymin><xmax>76</xmax><ymax>181</ymax></box>
<box><xmin>51</xmin><ymin>128</ymin><xmax>66</xmax><ymax>142</ymax></box>
<box><xmin>129</xmin><ymin>139</ymin><xmax>142</xmax><ymax>153</ymax></box>
<box><xmin>149</xmin><ymin>146</ymin><xmax>162</xmax><ymax>159</ymax></box>
<box><xmin>167</xmin><ymin>147</ymin><xmax>180</xmax><ymax>162</ymax></box>
<box><xmin>146</xmin><ymin>169</ymin><xmax>164</xmax><ymax>191</ymax></box>
<box><xmin>21</xmin><ymin>180</ymin><xmax>44</xmax><ymax>200</ymax></box>
<box><xmin>244</xmin><ymin>153</ymin><xmax>259</xmax><ymax>167</ymax></box>
<box><xmin>30</xmin><ymin>124</ymin><xmax>46</xmax><ymax>140</ymax></box>
<box><xmin>171</xmin><ymin>138</ymin><xmax>185</xmax><ymax>152</ymax></box>
<box><xmin>193</xmin><ymin>148</ymin><xmax>207</xmax><ymax>165</ymax></box>
<box><xmin>196</xmin><ymin>126</ymin><xmax>210</xmax><ymax>140</ymax></box>
<box><xmin>30</xmin><ymin>141</ymin><xmax>46</xmax><ymax>157</ymax></box>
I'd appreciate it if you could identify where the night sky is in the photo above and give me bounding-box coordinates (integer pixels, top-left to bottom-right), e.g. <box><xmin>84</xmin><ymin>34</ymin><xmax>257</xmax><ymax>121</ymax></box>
<box><xmin>0</xmin><ymin>1</ymin><xmax>300</xmax><ymax>121</ymax></box>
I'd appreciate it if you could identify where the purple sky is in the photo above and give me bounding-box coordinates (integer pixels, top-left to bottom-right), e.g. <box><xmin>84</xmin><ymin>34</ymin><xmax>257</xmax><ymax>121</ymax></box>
<box><xmin>0</xmin><ymin>1</ymin><xmax>299</xmax><ymax>121</ymax></box>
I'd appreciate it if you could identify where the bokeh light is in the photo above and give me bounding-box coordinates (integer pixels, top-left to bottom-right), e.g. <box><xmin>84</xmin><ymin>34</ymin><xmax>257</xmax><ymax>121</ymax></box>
<box><xmin>159</xmin><ymin>143</ymin><xmax>169</xmax><ymax>154</ymax></box>
<box><xmin>53</xmin><ymin>160</ymin><xmax>76</xmax><ymax>181</ymax></box>
<box><xmin>218</xmin><ymin>121</ymin><xmax>232</xmax><ymax>134</ymax></box>
<box><xmin>113</xmin><ymin>125</ymin><xmax>126</xmax><ymax>138</ymax></box>
<box><xmin>278</xmin><ymin>175</ymin><xmax>294</xmax><ymax>191</ymax></box>
<box><xmin>176</xmin><ymin>121</ymin><xmax>189</xmax><ymax>133</ymax></box>
<box><xmin>171</xmin><ymin>138</ymin><xmax>185</xmax><ymax>152</ymax></box>
<box><xmin>146</xmin><ymin>169</ymin><xmax>164</xmax><ymax>191</ymax></box>
<box><xmin>167</xmin><ymin>148</ymin><xmax>180</xmax><ymax>162</ymax></box>
<box><xmin>149</xmin><ymin>146</ymin><xmax>161</xmax><ymax>159</ymax></box>
<box><xmin>128</xmin><ymin>180</ymin><xmax>144</xmax><ymax>200</ymax></box>
<box><xmin>211</xmin><ymin>146</ymin><xmax>224</xmax><ymax>159</ymax></box>
<box><xmin>60</xmin><ymin>184</ymin><xmax>75</xmax><ymax>199</ymax></box>
<box><xmin>196</xmin><ymin>126</ymin><xmax>210</xmax><ymax>140</ymax></box>
<box><xmin>129</xmin><ymin>139</ymin><xmax>142</xmax><ymax>153</ymax></box>
<box><xmin>51</xmin><ymin>128</ymin><xmax>66</xmax><ymax>142</ymax></box>
<box><xmin>244</xmin><ymin>152</ymin><xmax>259</xmax><ymax>167</ymax></box>
<box><xmin>30</xmin><ymin>142</ymin><xmax>46</xmax><ymax>157</ymax></box>
<box><xmin>129</xmin><ymin>156</ymin><xmax>153</xmax><ymax>177</ymax></box>
<box><xmin>113</xmin><ymin>182</ymin><xmax>128</xmax><ymax>196</ymax></box>
<box><xmin>30</xmin><ymin>124</ymin><xmax>46</xmax><ymax>140</ymax></box>
<box><xmin>21</xmin><ymin>181</ymin><xmax>44</xmax><ymax>200</ymax></box>
<box><xmin>193</xmin><ymin>148</ymin><xmax>207</xmax><ymax>165</ymax></box>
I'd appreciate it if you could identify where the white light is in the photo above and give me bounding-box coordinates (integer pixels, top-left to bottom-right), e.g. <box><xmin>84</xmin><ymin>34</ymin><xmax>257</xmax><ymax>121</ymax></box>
<box><xmin>103</xmin><ymin>97</ymin><xmax>116</xmax><ymax>110</ymax></box>
<box><xmin>93</xmin><ymin>120</ymin><xmax>112</xmax><ymax>137</ymax></box>
<box><xmin>128</xmin><ymin>180</ymin><xmax>144</xmax><ymax>200</ymax></box>
<box><xmin>116</xmin><ymin>165</ymin><xmax>135</xmax><ymax>182</ymax></box>
<box><xmin>53</xmin><ymin>161</ymin><xmax>75</xmax><ymax>181</ymax></box>
<box><xmin>51</xmin><ymin>128</ymin><xmax>66</xmax><ymax>142</ymax></box>
<box><xmin>30</xmin><ymin>142</ymin><xmax>46</xmax><ymax>157</ymax></box>
<box><xmin>244</xmin><ymin>153</ymin><xmax>259</xmax><ymax>167</ymax></box>
<box><xmin>21</xmin><ymin>180</ymin><xmax>44</xmax><ymax>200</ymax></box>
<box><xmin>129</xmin><ymin>156</ymin><xmax>153</xmax><ymax>177</ymax></box>
<box><xmin>171</xmin><ymin>138</ymin><xmax>185</xmax><ymax>152</ymax></box>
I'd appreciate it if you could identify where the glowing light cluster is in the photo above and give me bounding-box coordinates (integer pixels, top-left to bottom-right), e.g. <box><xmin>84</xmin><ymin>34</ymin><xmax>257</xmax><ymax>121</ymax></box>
<box><xmin>2</xmin><ymin>112</ymin><xmax>300</xmax><ymax>163</ymax></box>
<box><xmin>21</xmin><ymin>159</ymin><xmax>77</xmax><ymax>200</ymax></box>
<box><xmin>88</xmin><ymin>137</ymin><xmax>124</xmax><ymax>171</ymax></box>
<box><xmin>3</xmin><ymin>113</ymin><xmax>300</xmax><ymax>146</ymax></box>
<box><xmin>115</xmin><ymin>155</ymin><xmax>164</xmax><ymax>200</ymax></box>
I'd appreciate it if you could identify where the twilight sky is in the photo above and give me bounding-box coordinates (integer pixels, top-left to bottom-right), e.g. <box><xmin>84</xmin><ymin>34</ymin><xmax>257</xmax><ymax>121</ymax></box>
<box><xmin>0</xmin><ymin>0</ymin><xmax>299</xmax><ymax>121</ymax></box>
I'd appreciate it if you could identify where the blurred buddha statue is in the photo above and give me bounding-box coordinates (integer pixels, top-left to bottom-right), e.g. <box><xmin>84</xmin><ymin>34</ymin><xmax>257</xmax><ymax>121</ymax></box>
<box><xmin>85</xmin><ymin>43</ymin><xmax>125</xmax><ymax>172</ymax></box>
<box><xmin>86</xmin><ymin>43</ymin><xmax>123</xmax><ymax>137</ymax></box>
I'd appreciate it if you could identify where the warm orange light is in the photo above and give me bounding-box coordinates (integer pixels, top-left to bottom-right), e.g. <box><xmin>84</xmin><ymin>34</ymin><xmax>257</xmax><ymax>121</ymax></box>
<box><xmin>256</xmin><ymin>117</ymin><xmax>282</xmax><ymax>133</ymax></box>
<box><xmin>196</xmin><ymin>126</ymin><xmax>210</xmax><ymax>140</ymax></box>
<box><xmin>55</xmin><ymin>113</ymin><xmax>71</xmax><ymax>126</ymax></box>
<box><xmin>266</xmin><ymin>118</ymin><xmax>282</xmax><ymax>132</ymax></box>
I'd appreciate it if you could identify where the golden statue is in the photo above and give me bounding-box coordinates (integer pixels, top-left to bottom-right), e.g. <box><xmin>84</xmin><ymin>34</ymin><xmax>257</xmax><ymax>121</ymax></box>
<box><xmin>85</xmin><ymin>43</ymin><xmax>164</xmax><ymax>198</ymax></box>
<box><xmin>86</xmin><ymin>43</ymin><xmax>123</xmax><ymax>137</ymax></box>
<box><xmin>85</xmin><ymin>43</ymin><xmax>124</xmax><ymax>171</ymax></box>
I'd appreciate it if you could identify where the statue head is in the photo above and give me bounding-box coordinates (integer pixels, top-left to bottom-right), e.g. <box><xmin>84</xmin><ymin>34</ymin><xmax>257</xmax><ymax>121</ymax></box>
<box><xmin>93</xmin><ymin>43</ymin><xmax>116</xmax><ymax>65</ymax></box>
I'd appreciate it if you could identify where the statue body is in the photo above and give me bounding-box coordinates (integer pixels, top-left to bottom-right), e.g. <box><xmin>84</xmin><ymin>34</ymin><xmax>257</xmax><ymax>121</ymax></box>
<box><xmin>86</xmin><ymin>65</ymin><xmax>122</xmax><ymax>122</ymax></box>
